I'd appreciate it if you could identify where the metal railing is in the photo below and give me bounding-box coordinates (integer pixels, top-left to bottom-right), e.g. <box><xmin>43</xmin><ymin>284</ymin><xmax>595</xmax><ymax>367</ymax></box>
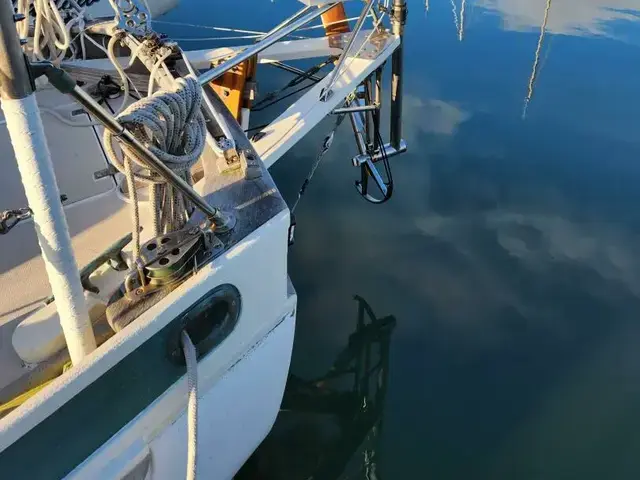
<box><xmin>197</xmin><ymin>3</ymin><xmax>338</xmax><ymax>86</ymax></box>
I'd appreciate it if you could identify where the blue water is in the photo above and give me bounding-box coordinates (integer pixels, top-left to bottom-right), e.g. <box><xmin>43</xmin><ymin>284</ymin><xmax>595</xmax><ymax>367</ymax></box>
<box><xmin>165</xmin><ymin>1</ymin><xmax>640</xmax><ymax>478</ymax></box>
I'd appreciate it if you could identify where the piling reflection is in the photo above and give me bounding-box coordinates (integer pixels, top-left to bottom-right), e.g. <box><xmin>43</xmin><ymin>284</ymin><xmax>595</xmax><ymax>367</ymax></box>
<box><xmin>450</xmin><ymin>0</ymin><xmax>467</xmax><ymax>40</ymax></box>
<box><xmin>237</xmin><ymin>295</ymin><xmax>396</xmax><ymax>479</ymax></box>
<box><xmin>522</xmin><ymin>0</ymin><xmax>552</xmax><ymax>118</ymax></box>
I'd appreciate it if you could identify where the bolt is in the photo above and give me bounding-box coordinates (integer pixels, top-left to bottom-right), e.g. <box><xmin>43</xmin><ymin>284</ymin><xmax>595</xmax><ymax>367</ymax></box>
<box><xmin>135</xmin><ymin>288</ymin><xmax>144</xmax><ymax>296</ymax></box>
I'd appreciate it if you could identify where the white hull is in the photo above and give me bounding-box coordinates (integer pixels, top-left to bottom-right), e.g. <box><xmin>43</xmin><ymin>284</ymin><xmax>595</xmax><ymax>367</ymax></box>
<box><xmin>70</xmin><ymin>298</ymin><xmax>295</xmax><ymax>480</ymax></box>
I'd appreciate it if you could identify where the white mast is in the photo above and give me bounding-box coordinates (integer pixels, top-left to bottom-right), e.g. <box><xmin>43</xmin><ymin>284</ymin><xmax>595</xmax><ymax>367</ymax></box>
<box><xmin>0</xmin><ymin>0</ymin><xmax>96</xmax><ymax>364</ymax></box>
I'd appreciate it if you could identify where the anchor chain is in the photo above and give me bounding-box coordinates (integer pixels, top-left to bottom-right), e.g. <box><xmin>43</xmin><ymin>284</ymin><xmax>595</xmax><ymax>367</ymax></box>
<box><xmin>290</xmin><ymin>112</ymin><xmax>348</xmax><ymax>214</ymax></box>
<box><xmin>287</xmin><ymin>103</ymin><xmax>352</xmax><ymax>245</ymax></box>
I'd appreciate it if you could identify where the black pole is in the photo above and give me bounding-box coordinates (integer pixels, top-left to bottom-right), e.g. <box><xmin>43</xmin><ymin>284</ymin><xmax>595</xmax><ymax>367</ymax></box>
<box><xmin>0</xmin><ymin>0</ymin><xmax>32</xmax><ymax>100</ymax></box>
<box><xmin>390</xmin><ymin>0</ymin><xmax>407</xmax><ymax>150</ymax></box>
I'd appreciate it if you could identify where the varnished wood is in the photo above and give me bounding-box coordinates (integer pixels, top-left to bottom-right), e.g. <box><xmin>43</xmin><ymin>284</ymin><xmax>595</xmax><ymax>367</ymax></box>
<box><xmin>321</xmin><ymin>3</ymin><xmax>350</xmax><ymax>36</ymax></box>
<box><xmin>209</xmin><ymin>57</ymin><xmax>256</xmax><ymax>121</ymax></box>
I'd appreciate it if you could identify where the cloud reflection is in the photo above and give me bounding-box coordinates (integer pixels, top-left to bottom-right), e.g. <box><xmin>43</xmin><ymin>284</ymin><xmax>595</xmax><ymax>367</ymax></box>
<box><xmin>403</xmin><ymin>94</ymin><xmax>471</xmax><ymax>139</ymax></box>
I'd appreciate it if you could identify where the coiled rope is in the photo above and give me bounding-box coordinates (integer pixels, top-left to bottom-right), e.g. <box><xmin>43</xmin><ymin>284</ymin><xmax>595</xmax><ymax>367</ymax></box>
<box><xmin>16</xmin><ymin>0</ymin><xmax>85</xmax><ymax>64</ymax></box>
<box><xmin>103</xmin><ymin>76</ymin><xmax>206</xmax><ymax>272</ymax></box>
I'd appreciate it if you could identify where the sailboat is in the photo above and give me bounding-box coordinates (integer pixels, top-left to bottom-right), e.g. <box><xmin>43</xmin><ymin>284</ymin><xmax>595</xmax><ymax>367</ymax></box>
<box><xmin>0</xmin><ymin>0</ymin><xmax>407</xmax><ymax>477</ymax></box>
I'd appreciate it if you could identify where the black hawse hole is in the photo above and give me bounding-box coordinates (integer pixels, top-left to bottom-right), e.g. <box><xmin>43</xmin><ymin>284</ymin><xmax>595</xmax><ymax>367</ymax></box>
<box><xmin>184</xmin><ymin>300</ymin><xmax>230</xmax><ymax>346</ymax></box>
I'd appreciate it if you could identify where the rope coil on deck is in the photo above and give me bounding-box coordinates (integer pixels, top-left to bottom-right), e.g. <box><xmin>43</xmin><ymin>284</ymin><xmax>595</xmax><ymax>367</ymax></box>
<box><xmin>103</xmin><ymin>76</ymin><xmax>206</xmax><ymax>267</ymax></box>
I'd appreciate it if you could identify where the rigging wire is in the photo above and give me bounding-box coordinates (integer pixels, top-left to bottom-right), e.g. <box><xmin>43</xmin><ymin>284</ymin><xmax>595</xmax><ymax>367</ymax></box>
<box><xmin>251</xmin><ymin>56</ymin><xmax>335</xmax><ymax>111</ymax></box>
<box><xmin>151</xmin><ymin>17</ymin><xmax>361</xmax><ymax>43</ymax></box>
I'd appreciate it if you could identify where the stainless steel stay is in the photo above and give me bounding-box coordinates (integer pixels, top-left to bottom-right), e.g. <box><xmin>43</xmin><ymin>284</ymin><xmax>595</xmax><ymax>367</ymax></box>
<box><xmin>319</xmin><ymin>0</ymin><xmax>376</xmax><ymax>102</ymax></box>
<box><xmin>197</xmin><ymin>3</ymin><xmax>338</xmax><ymax>86</ymax></box>
<box><xmin>30</xmin><ymin>61</ymin><xmax>236</xmax><ymax>233</ymax></box>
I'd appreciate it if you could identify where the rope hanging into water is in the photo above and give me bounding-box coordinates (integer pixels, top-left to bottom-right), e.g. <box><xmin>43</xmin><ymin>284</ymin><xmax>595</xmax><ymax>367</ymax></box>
<box><xmin>102</xmin><ymin>76</ymin><xmax>206</xmax><ymax>273</ymax></box>
<box><xmin>182</xmin><ymin>330</ymin><xmax>198</xmax><ymax>480</ymax></box>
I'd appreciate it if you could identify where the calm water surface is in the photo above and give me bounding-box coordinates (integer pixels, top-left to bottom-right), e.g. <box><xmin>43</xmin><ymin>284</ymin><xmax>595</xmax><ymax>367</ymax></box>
<box><xmin>165</xmin><ymin>1</ymin><xmax>640</xmax><ymax>477</ymax></box>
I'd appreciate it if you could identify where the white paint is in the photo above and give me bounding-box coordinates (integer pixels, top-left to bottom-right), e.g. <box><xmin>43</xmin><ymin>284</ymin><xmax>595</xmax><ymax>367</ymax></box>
<box><xmin>67</xmin><ymin>310</ymin><xmax>295</xmax><ymax>480</ymax></box>
<box><xmin>12</xmin><ymin>291</ymin><xmax>105</xmax><ymax>364</ymax></box>
<box><xmin>240</xmin><ymin>107</ymin><xmax>250</xmax><ymax>132</ymax></box>
<box><xmin>252</xmin><ymin>35</ymin><xmax>400</xmax><ymax>168</ymax></box>
<box><xmin>1</xmin><ymin>95</ymin><xmax>96</xmax><ymax>365</ymax></box>
<box><xmin>0</xmin><ymin>210</ymin><xmax>291</xmax><ymax>457</ymax></box>
<box><xmin>150</xmin><ymin>311</ymin><xmax>295</xmax><ymax>480</ymax></box>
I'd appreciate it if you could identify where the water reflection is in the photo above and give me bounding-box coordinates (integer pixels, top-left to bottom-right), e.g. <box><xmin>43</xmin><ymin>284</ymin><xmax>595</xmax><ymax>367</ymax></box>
<box><xmin>237</xmin><ymin>296</ymin><xmax>396</xmax><ymax>480</ymax></box>
<box><xmin>450</xmin><ymin>0</ymin><xmax>467</xmax><ymax>40</ymax></box>
<box><xmin>522</xmin><ymin>0</ymin><xmax>551</xmax><ymax>118</ymax></box>
<box><xmin>479</xmin><ymin>0</ymin><xmax>640</xmax><ymax>37</ymax></box>
<box><xmin>167</xmin><ymin>0</ymin><xmax>640</xmax><ymax>476</ymax></box>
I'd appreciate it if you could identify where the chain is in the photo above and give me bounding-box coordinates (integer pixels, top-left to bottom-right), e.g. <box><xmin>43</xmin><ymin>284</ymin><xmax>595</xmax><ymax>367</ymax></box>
<box><xmin>290</xmin><ymin>93</ymin><xmax>356</xmax><ymax>213</ymax></box>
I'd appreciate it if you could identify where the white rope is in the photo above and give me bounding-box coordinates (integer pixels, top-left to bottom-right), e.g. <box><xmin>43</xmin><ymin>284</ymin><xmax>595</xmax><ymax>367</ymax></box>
<box><xmin>181</xmin><ymin>330</ymin><xmax>198</xmax><ymax>480</ymax></box>
<box><xmin>103</xmin><ymin>76</ymin><xmax>206</xmax><ymax>267</ymax></box>
<box><xmin>107</xmin><ymin>35</ymin><xmax>132</xmax><ymax>115</ymax></box>
<box><xmin>16</xmin><ymin>0</ymin><xmax>86</xmax><ymax>65</ymax></box>
<box><xmin>16</xmin><ymin>1</ymin><xmax>137</xmax><ymax>123</ymax></box>
<box><xmin>147</xmin><ymin>48</ymin><xmax>173</xmax><ymax>95</ymax></box>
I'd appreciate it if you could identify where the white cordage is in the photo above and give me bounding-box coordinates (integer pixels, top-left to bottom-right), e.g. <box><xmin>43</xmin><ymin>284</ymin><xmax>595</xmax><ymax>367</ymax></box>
<box><xmin>102</xmin><ymin>76</ymin><xmax>206</xmax><ymax>266</ymax></box>
<box><xmin>15</xmin><ymin>1</ymin><xmax>137</xmax><ymax>129</ymax></box>
<box><xmin>147</xmin><ymin>48</ymin><xmax>173</xmax><ymax>95</ymax></box>
<box><xmin>181</xmin><ymin>330</ymin><xmax>198</xmax><ymax>480</ymax></box>
<box><xmin>107</xmin><ymin>35</ymin><xmax>133</xmax><ymax>115</ymax></box>
<box><xmin>17</xmin><ymin>0</ymin><xmax>85</xmax><ymax>65</ymax></box>
<box><xmin>1</xmin><ymin>95</ymin><xmax>96</xmax><ymax>364</ymax></box>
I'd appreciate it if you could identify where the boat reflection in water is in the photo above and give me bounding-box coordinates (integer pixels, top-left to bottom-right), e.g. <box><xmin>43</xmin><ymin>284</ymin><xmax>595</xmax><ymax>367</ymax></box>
<box><xmin>237</xmin><ymin>295</ymin><xmax>396</xmax><ymax>479</ymax></box>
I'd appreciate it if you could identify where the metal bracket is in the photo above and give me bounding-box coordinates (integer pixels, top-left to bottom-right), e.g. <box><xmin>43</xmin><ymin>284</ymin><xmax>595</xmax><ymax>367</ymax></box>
<box><xmin>107</xmin><ymin>0</ymin><xmax>152</xmax><ymax>37</ymax></box>
<box><xmin>80</xmin><ymin>233</ymin><xmax>132</xmax><ymax>293</ymax></box>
